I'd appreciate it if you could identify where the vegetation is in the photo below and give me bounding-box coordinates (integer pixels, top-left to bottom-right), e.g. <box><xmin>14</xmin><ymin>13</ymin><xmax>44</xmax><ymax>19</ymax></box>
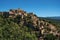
<box><xmin>0</xmin><ymin>9</ymin><xmax>60</xmax><ymax>40</ymax></box>
<box><xmin>0</xmin><ymin>15</ymin><xmax>38</xmax><ymax>40</ymax></box>
<box><xmin>44</xmin><ymin>34</ymin><xmax>57</xmax><ymax>40</ymax></box>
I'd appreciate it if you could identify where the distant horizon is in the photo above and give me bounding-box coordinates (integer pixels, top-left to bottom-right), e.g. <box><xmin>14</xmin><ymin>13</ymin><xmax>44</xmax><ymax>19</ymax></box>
<box><xmin>0</xmin><ymin>0</ymin><xmax>60</xmax><ymax>17</ymax></box>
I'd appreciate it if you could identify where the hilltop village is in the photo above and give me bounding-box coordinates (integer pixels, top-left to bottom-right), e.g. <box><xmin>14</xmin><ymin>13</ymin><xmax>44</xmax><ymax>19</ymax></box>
<box><xmin>0</xmin><ymin>9</ymin><xmax>60</xmax><ymax>40</ymax></box>
<box><xmin>0</xmin><ymin>9</ymin><xmax>27</xmax><ymax>18</ymax></box>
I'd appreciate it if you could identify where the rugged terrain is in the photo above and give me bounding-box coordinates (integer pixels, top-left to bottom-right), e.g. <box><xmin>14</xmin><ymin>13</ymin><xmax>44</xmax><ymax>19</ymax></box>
<box><xmin>0</xmin><ymin>9</ymin><xmax>60</xmax><ymax>40</ymax></box>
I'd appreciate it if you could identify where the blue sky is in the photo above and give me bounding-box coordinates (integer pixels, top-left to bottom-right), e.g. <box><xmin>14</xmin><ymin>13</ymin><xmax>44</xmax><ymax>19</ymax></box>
<box><xmin>0</xmin><ymin>0</ymin><xmax>60</xmax><ymax>17</ymax></box>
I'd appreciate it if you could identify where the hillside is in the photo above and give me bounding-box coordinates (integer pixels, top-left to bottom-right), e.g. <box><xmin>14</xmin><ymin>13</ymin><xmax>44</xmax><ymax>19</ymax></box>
<box><xmin>46</xmin><ymin>16</ymin><xmax>60</xmax><ymax>20</ymax></box>
<box><xmin>0</xmin><ymin>9</ymin><xmax>60</xmax><ymax>40</ymax></box>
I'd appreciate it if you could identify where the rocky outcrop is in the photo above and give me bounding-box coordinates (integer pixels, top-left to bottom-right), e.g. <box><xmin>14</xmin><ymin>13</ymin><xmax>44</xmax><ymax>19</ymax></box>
<box><xmin>0</xmin><ymin>8</ymin><xmax>59</xmax><ymax>40</ymax></box>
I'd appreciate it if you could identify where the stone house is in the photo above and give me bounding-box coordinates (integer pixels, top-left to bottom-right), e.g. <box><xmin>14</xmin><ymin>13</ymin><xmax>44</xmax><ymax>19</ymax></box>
<box><xmin>3</xmin><ymin>12</ymin><xmax>9</xmax><ymax>18</ymax></box>
<box><xmin>0</xmin><ymin>12</ymin><xmax>3</xmax><ymax>15</ymax></box>
<box><xmin>9</xmin><ymin>9</ymin><xmax>15</xmax><ymax>17</ymax></box>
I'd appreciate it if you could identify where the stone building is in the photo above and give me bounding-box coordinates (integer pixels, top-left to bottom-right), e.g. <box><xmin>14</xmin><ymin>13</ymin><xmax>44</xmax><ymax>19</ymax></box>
<box><xmin>0</xmin><ymin>12</ymin><xmax>3</xmax><ymax>15</ymax></box>
<box><xmin>3</xmin><ymin>12</ymin><xmax>9</xmax><ymax>18</ymax></box>
<box><xmin>9</xmin><ymin>9</ymin><xmax>15</xmax><ymax>17</ymax></box>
